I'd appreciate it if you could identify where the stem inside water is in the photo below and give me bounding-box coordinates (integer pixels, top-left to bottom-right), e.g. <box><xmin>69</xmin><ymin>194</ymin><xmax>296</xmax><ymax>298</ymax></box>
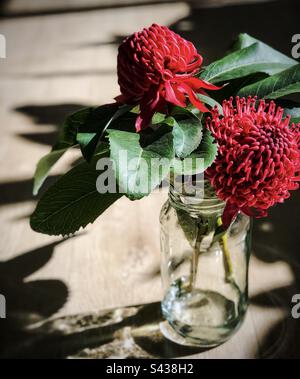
<box><xmin>189</xmin><ymin>225</ymin><xmax>202</xmax><ymax>289</ymax></box>
<box><xmin>188</xmin><ymin>216</ymin><xmax>236</xmax><ymax>291</ymax></box>
<box><xmin>217</xmin><ymin>217</ymin><xmax>241</xmax><ymax>297</ymax></box>
<box><xmin>217</xmin><ymin>217</ymin><xmax>234</xmax><ymax>283</ymax></box>
<box><xmin>189</xmin><ymin>217</ymin><xmax>215</xmax><ymax>290</ymax></box>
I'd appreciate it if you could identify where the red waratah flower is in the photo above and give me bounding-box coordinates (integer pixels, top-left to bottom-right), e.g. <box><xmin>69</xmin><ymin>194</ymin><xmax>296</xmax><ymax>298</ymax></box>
<box><xmin>116</xmin><ymin>23</ymin><xmax>220</xmax><ymax>132</ymax></box>
<box><xmin>206</xmin><ymin>96</ymin><xmax>300</xmax><ymax>227</ymax></box>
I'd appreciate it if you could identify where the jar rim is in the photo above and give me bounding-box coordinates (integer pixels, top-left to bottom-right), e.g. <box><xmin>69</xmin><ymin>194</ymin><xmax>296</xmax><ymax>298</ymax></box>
<box><xmin>168</xmin><ymin>179</ymin><xmax>225</xmax><ymax>214</ymax></box>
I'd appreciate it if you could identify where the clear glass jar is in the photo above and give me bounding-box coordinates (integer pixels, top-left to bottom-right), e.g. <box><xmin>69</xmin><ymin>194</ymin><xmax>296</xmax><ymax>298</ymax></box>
<box><xmin>160</xmin><ymin>181</ymin><xmax>252</xmax><ymax>347</ymax></box>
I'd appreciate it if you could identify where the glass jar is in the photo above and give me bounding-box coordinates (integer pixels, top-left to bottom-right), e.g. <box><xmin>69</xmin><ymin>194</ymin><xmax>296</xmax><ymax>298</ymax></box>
<box><xmin>160</xmin><ymin>181</ymin><xmax>252</xmax><ymax>347</ymax></box>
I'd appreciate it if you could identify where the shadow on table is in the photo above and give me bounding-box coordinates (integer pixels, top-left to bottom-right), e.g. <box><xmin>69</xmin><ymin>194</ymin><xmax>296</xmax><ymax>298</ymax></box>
<box><xmin>0</xmin><ymin>176</ymin><xmax>61</xmax><ymax>206</ymax></box>
<box><xmin>0</xmin><ymin>240</ymin><xmax>69</xmax><ymax>358</ymax></box>
<box><xmin>0</xmin><ymin>104</ymin><xmax>89</xmax><ymax>208</ymax></box>
<box><xmin>14</xmin><ymin>103</ymin><xmax>89</xmax><ymax>147</ymax></box>
<box><xmin>251</xmin><ymin>190</ymin><xmax>300</xmax><ymax>358</ymax></box>
<box><xmin>1</xmin><ymin>301</ymin><xmax>210</xmax><ymax>359</ymax></box>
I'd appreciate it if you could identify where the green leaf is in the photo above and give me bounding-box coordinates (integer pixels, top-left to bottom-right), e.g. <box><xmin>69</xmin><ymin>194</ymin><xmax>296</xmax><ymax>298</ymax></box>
<box><xmin>238</xmin><ymin>63</ymin><xmax>300</xmax><ymax>99</ymax></box>
<box><xmin>76</xmin><ymin>132</ymin><xmax>98</xmax><ymax>159</ymax></box>
<box><xmin>152</xmin><ymin>112</ymin><xmax>166</xmax><ymax>124</ymax></box>
<box><xmin>131</xmin><ymin>109</ymin><xmax>167</xmax><ymax>125</ymax></box>
<box><xmin>230</xmin><ymin>33</ymin><xmax>291</xmax><ymax>54</ymax></box>
<box><xmin>284</xmin><ymin>107</ymin><xmax>300</xmax><ymax>124</ymax></box>
<box><xmin>192</xmin><ymin>128</ymin><xmax>217</xmax><ymax>171</ymax></box>
<box><xmin>231</xmin><ymin>33</ymin><xmax>259</xmax><ymax>51</ymax></box>
<box><xmin>30</xmin><ymin>153</ymin><xmax>121</xmax><ymax>236</ymax></box>
<box><xmin>55</xmin><ymin>107</ymin><xmax>94</xmax><ymax>150</ymax></box>
<box><xmin>171</xmin><ymin>105</ymin><xmax>201</xmax><ymax>119</ymax></box>
<box><xmin>139</xmin><ymin>122</ymin><xmax>173</xmax><ymax>148</ymax></box>
<box><xmin>211</xmin><ymin>72</ymin><xmax>269</xmax><ymax>104</ymax></box>
<box><xmin>171</xmin><ymin>128</ymin><xmax>217</xmax><ymax>175</ymax></box>
<box><xmin>164</xmin><ymin>116</ymin><xmax>203</xmax><ymax>158</ymax></box>
<box><xmin>176</xmin><ymin>209</ymin><xmax>198</xmax><ymax>247</ymax></box>
<box><xmin>76</xmin><ymin>104</ymin><xmax>132</xmax><ymax>162</ymax></box>
<box><xmin>33</xmin><ymin>104</ymin><xmax>133</xmax><ymax>196</ymax></box>
<box><xmin>108</xmin><ymin>129</ymin><xmax>174</xmax><ymax>200</ymax></box>
<box><xmin>33</xmin><ymin>107</ymin><xmax>96</xmax><ymax>195</ymax></box>
<box><xmin>33</xmin><ymin>148</ymin><xmax>68</xmax><ymax>196</ymax></box>
<box><xmin>197</xmin><ymin>94</ymin><xmax>223</xmax><ymax>115</ymax></box>
<box><xmin>176</xmin><ymin>210</ymin><xmax>220</xmax><ymax>249</ymax></box>
<box><xmin>201</xmin><ymin>41</ymin><xmax>297</xmax><ymax>84</ymax></box>
<box><xmin>172</xmin><ymin>95</ymin><xmax>222</xmax><ymax>117</ymax></box>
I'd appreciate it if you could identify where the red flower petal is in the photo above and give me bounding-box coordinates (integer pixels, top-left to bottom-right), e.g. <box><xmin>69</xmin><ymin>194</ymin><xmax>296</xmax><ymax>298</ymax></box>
<box><xmin>206</xmin><ymin>97</ymin><xmax>300</xmax><ymax>221</ymax></box>
<box><xmin>183</xmin><ymin>77</ymin><xmax>222</xmax><ymax>91</ymax></box>
<box><xmin>164</xmin><ymin>80</ymin><xmax>186</xmax><ymax>107</ymax></box>
<box><xmin>115</xmin><ymin>24</ymin><xmax>221</xmax><ymax>130</ymax></box>
<box><xmin>222</xmin><ymin>202</ymin><xmax>239</xmax><ymax>228</ymax></box>
<box><xmin>136</xmin><ymin>87</ymin><xmax>164</xmax><ymax>131</ymax></box>
<box><xmin>178</xmin><ymin>82</ymin><xmax>210</xmax><ymax>113</ymax></box>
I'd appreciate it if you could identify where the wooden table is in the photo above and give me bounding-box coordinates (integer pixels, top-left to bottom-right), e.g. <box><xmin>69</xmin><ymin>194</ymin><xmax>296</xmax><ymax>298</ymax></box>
<box><xmin>0</xmin><ymin>0</ymin><xmax>299</xmax><ymax>358</ymax></box>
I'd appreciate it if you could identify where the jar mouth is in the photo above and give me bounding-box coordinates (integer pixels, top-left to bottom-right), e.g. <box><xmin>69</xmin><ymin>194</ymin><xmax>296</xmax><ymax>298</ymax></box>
<box><xmin>169</xmin><ymin>180</ymin><xmax>225</xmax><ymax>214</ymax></box>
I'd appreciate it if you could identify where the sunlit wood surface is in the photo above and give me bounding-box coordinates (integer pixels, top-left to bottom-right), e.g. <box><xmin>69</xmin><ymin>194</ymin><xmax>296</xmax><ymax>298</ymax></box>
<box><xmin>0</xmin><ymin>0</ymin><xmax>299</xmax><ymax>358</ymax></box>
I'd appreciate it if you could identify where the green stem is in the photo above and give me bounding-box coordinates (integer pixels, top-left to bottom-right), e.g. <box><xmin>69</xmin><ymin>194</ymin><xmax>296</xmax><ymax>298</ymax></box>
<box><xmin>188</xmin><ymin>215</ymin><xmax>237</xmax><ymax>292</ymax></box>
<box><xmin>189</xmin><ymin>224</ymin><xmax>202</xmax><ymax>289</ymax></box>
<box><xmin>217</xmin><ymin>217</ymin><xmax>234</xmax><ymax>283</ymax></box>
<box><xmin>189</xmin><ymin>217</ymin><xmax>215</xmax><ymax>290</ymax></box>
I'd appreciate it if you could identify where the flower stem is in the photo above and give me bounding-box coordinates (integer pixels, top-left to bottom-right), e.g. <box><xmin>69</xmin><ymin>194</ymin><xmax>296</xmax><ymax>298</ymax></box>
<box><xmin>188</xmin><ymin>216</ymin><xmax>235</xmax><ymax>291</ymax></box>
<box><xmin>189</xmin><ymin>217</ymin><xmax>215</xmax><ymax>290</ymax></box>
<box><xmin>217</xmin><ymin>217</ymin><xmax>234</xmax><ymax>283</ymax></box>
<box><xmin>189</xmin><ymin>223</ymin><xmax>203</xmax><ymax>289</ymax></box>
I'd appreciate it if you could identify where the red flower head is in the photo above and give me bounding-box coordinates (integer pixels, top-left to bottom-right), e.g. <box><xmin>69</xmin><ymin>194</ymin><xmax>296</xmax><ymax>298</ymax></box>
<box><xmin>206</xmin><ymin>96</ymin><xmax>300</xmax><ymax>227</ymax></box>
<box><xmin>116</xmin><ymin>23</ymin><xmax>220</xmax><ymax>131</ymax></box>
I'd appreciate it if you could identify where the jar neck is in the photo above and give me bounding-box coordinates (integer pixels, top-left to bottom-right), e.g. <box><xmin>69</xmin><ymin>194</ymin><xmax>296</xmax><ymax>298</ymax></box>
<box><xmin>168</xmin><ymin>180</ymin><xmax>225</xmax><ymax>217</ymax></box>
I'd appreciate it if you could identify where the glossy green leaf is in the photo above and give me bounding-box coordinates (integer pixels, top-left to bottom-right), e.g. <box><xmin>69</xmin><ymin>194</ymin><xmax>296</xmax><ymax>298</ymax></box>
<box><xmin>152</xmin><ymin>112</ymin><xmax>166</xmax><ymax>124</ymax></box>
<box><xmin>164</xmin><ymin>116</ymin><xmax>203</xmax><ymax>158</ymax></box>
<box><xmin>238</xmin><ymin>63</ymin><xmax>300</xmax><ymax>99</ymax></box>
<box><xmin>201</xmin><ymin>40</ymin><xmax>297</xmax><ymax>84</ymax></box>
<box><xmin>197</xmin><ymin>94</ymin><xmax>223</xmax><ymax>114</ymax></box>
<box><xmin>30</xmin><ymin>153</ymin><xmax>121</xmax><ymax>236</ymax></box>
<box><xmin>172</xmin><ymin>128</ymin><xmax>217</xmax><ymax>175</ymax></box>
<box><xmin>192</xmin><ymin>128</ymin><xmax>217</xmax><ymax>171</ymax></box>
<box><xmin>54</xmin><ymin>107</ymin><xmax>94</xmax><ymax>150</ymax></box>
<box><xmin>33</xmin><ymin>148</ymin><xmax>68</xmax><ymax>196</ymax></box>
<box><xmin>176</xmin><ymin>209</ymin><xmax>198</xmax><ymax>247</ymax></box>
<box><xmin>171</xmin><ymin>105</ymin><xmax>200</xmax><ymax>119</ymax></box>
<box><xmin>76</xmin><ymin>104</ymin><xmax>132</xmax><ymax>162</ymax></box>
<box><xmin>231</xmin><ymin>33</ymin><xmax>259</xmax><ymax>51</ymax></box>
<box><xmin>108</xmin><ymin>129</ymin><xmax>174</xmax><ymax>200</ymax></box>
<box><xmin>211</xmin><ymin>72</ymin><xmax>269</xmax><ymax>104</ymax></box>
<box><xmin>33</xmin><ymin>107</ymin><xmax>95</xmax><ymax>195</ymax></box>
<box><xmin>230</xmin><ymin>33</ymin><xmax>293</xmax><ymax>55</ymax></box>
